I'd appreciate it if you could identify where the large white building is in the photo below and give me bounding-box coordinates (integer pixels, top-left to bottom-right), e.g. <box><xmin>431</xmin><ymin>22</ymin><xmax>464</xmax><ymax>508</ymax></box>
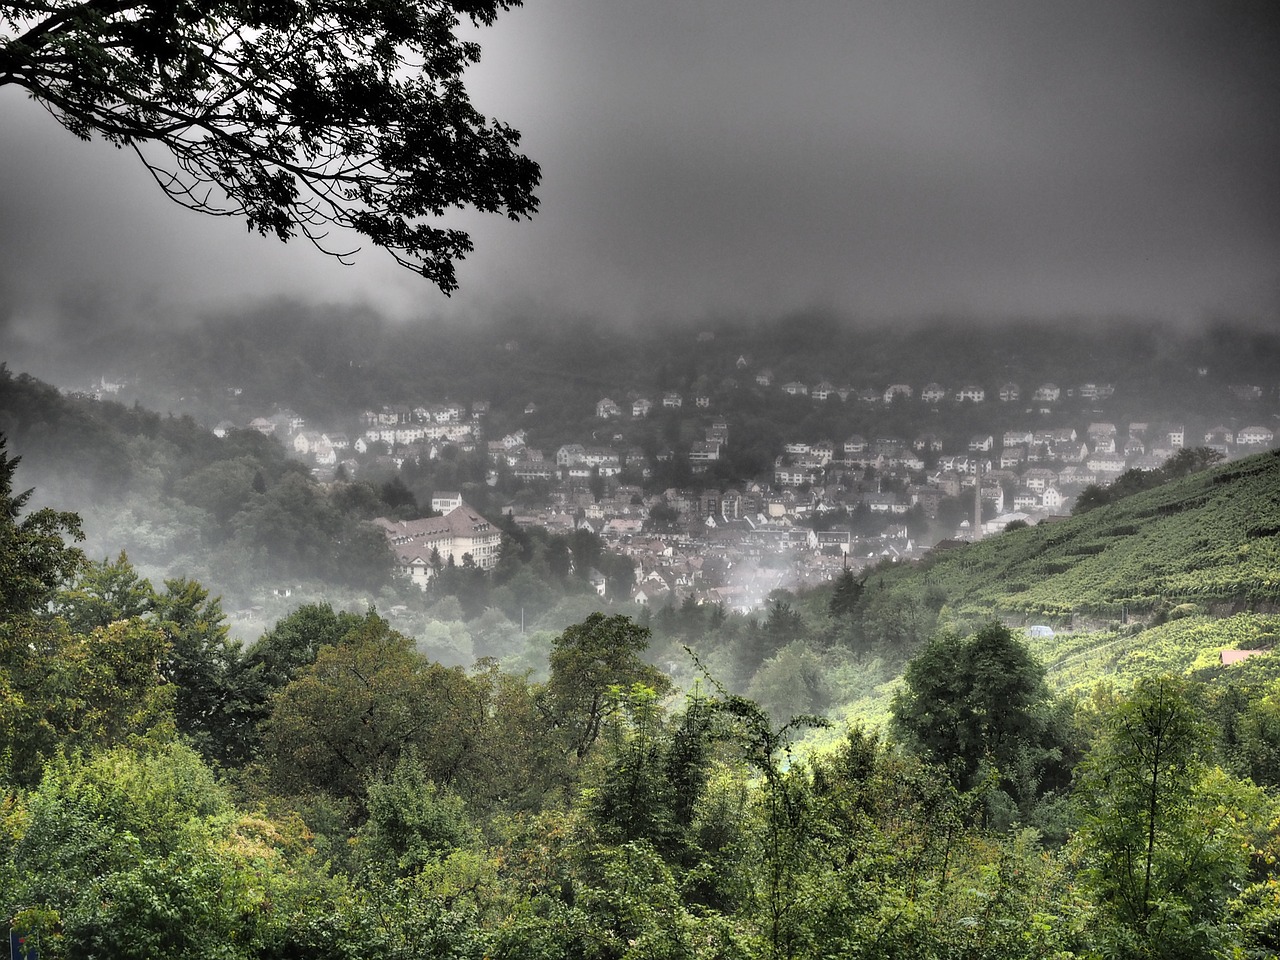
<box><xmin>374</xmin><ymin>503</ymin><xmax>500</xmax><ymax>587</ymax></box>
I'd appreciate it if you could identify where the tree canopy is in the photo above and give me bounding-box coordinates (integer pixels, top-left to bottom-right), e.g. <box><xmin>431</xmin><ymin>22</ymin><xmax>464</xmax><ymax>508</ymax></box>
<box><xmin>0</xmin><ymin>0</ymin><xmax>540</xmax><ymax>291</ymax></box>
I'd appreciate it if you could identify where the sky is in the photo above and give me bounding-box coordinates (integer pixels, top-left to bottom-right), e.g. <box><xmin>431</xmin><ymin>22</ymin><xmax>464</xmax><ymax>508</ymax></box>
<box><xmin>1</xmin><ymin>0</ymin><xmax>1278</xmax><ymax>338</ymax></box>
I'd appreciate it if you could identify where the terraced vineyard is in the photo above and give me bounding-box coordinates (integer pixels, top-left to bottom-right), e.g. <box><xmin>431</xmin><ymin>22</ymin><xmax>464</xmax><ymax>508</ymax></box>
<box><xmin>1033</xmin><ymin>613</ymin><xmax>1280</xmax><ymax>694</ymax></box>
<box><xmin>821</xmin><ymin>452</ymin><xmax>1280</xmax><ymax>733</ymax></box>
<box><xmin>896</xmin><ymin>449</ymin><xmax>1280</xmax><ymax>622</ymax></box>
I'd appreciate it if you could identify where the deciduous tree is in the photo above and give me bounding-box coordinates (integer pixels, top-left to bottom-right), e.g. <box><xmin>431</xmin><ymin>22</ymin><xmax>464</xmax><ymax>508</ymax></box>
<box><xmin>1073</xmin><ymin>676</ymin><xmax>1265</xmax><ymax>959</ymax></box>
<box><xmin>0</xmin><ymin>0</ymin><xmax>540</xmax><ymax>291</ymax></box>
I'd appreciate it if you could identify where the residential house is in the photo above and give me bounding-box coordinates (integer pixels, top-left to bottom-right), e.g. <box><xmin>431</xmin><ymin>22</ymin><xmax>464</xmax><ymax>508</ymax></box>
<box><xmin>843</xmin><ymin>435</ymin><xmax>868</xmax><ymax>457</ymax></box>
<box><xmin>556</xmin><ymin>444</ymin><xmax>587</xmax><ymax>467</ymax></box>
<box><xmin>1086</xmin><ymin>422</ymin><xmax>1117</xmax><ymax>443</ymax></box>
<box><xmin>968</xmin><ymin>434</ymin><xmax>995</xmax><ymax>452</ymax></box>
<box><xmin>812</xmin><ymin>440</ymin><xmax>837</xmax><ymax>464</ymax></box>
<box><xmin>292</xmin><ymin>431</ymin><xmax>326</xmax><ymax>456</ymax></box>
<box><xmin>1238</xmin><ymin>425</ymin><xmax>1275</xmax><ymax>446</ymax></box>
<box><xmin>782</xmin><ymin>381</ymin><xmax>809</xmax><ymax>396</ymax></box>
<box><xmin>1039</xmin><ymin>487</ymin><xmax>1067</xmax><ymax>510</ymax></box>
<box><xmin>955</xmin><ymin>384</ymin><xmax>986</xmax><ymax>403</ymax></box>
<box><xmin>883</xmin><ymin>383</ymin><xmax>913</xmax><ymax>403</ymax></box>
<box><xmin>860</xmin><ymin>491</ymin><xmax>906</xmax><ymax>514</ymax></box>
<box><xmin>1204</xmin><ymin>425</ymin><xmax>1235</xmax><ymax>446</ymax></box>
<box><xmin>911</xmin><ymin>433</ymin><xmax>942</xmax><ymax>454</ymax></box>
<box><xmin>921</xmin><ymin>382</ymin><xmax>947</xmax><ymax>403</ymax></box>
<box><xmin>513</xmin><ymin>460</ymin><xmax>556</xmax><ymax>481</ymax></box>
<box><xmin>689</xmin><ymin>441</ymin><xmax>722</xmax><ymax>468</ymax></box>
<box><xmin>1032</xmin><ymin>383</ymin><xmax>1060</xmax><ymax>403</ymax></box>
<box><xmin>1056</xmin><ymin>465</ymin><xmax>1097</xmax><ymax>487</ymax></box>
<box><xmin>808</xmin><ymin>529</ymin><xmax>853</xmax><ymax>554</ymax></box>
<box><xmin>998</xmin><ymin>382</ymin><xmax>1021</xmax><ymax>402</ymax></box>
<box><xmin>811</xmin><ymin>380</ymin><xmax>836</xmax><ymax>401</ymax></box>
<box><xmin>755</xmin><ymin>369</ymin><xmax>774</xmax><ymax>387</ymax></box>
<box><xmin>1000</xmin><ymin>445</ymin><xmax>1028</xmax><ymax>469</ymax></box>
<box><xmin>632</xmin><ymin>398</ymin><xmax>653</xmax><ymax>418</ymax></box>
<box><xmin>596</xmin><ymin>397</ymin><xmax>622</xmax><ymax>419</ymax></box>
<box><xmin>662</xmin><ymin>392</ymin><xmax>683</xmax><ymax>408</ymax></box>
<box><xmin>1012</xmin><ymin>488</ymin><xmax>1040</xmax><ymax>511</ymax></box>
<box><xmin>1022</xmin><ymin>467</ymin><xmax>1058</xmax><ymax>492</ymax></box>
<box><xmin>774</xmin><ymin>459</ymin><xmax>822</xmax><ymax>487</ymax></box>
<box><xmin>1086</xmin><ymin>454</ymin><xmax>1127</xmax><ymax>476</ymax></box>
<box><xmin>582</xmin><ymin>446</ymin><xmax>622</xmax><ymax>475</ymax></box>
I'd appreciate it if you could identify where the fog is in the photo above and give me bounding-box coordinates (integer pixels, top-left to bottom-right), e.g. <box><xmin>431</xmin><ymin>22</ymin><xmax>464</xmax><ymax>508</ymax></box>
<box><xmin>2</xmin><ymin>0</ymin><xmax>1278</xmax><ymax>348</ymax></box>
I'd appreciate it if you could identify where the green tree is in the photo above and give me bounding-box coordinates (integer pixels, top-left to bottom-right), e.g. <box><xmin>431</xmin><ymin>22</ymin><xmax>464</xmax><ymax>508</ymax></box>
<box><xmin>546</xmin><ymin>613</ymin><xmax>671</xmax><ymax>761</ymax></box>
<box><xmin>51</xmin><ymin>552</ymin><xmax>153</xmax><ymax>633</ymax></box>
<box><xmin>359</xmin><ymin>751</ymin><xmax>478</xmax><ymax>878</ymax></box>
<box><xmin>827</xmin><ymin>567</ymin><xmax>863</xmax><ymax>619</ymax></box>
<box><xmin>260</xmin><ymin>612</ymin><xmax>484</xmax><ymax>805</ymax></box>
<box><xmin>152</xmin><ymin>577</ymin><xmax>249</xmax><ymax>766</ymax></box>
<box><xmin>1073</xmin><ymin>676</ymin><xmax>1265</xmax><ymax>959</ymax></box>
<box><xmin>4</xmin><ymin>742</ymin><xmax>347</xmax><ymax>960</ymax></box>
<box><xmin>0</xmin><ymin>0</ymin><xmax>540</xmax><ymax>290</ymax></box>
<box><xmin>0</xmin><ymin>434</ymin><xmax>84</xmax><ymax>621</ymax></box>
<box><xmin>242</xmin><ymin>601</ymin><xmax>365</xmax><ymax>691</ymax></box>
<box><xmin>891</xmin><ymin>622</ymin><xmax>1064</xmax><ymax>825</ymax></box>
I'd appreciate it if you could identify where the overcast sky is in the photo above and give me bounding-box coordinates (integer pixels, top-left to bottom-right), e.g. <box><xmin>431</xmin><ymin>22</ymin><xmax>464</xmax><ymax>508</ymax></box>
<box><xmin>2</xmin><ymin>0</ymin><xmax>1278</xmax><ymax>337</ymax></box>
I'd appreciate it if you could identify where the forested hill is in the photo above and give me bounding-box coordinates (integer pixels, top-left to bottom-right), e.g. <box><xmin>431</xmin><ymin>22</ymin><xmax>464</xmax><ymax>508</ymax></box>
<box><xmin>861</xmin><ymin>448</ymin><xmax>1280</xmax><ymax>628</ymax></box>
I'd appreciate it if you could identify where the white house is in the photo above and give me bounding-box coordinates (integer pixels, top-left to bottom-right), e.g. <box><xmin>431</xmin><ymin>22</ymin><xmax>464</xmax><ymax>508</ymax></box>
<box><xmin>1238</xmin><ymin>425</ymin><xmax>1275</xmax><ymax>446</ymax></box>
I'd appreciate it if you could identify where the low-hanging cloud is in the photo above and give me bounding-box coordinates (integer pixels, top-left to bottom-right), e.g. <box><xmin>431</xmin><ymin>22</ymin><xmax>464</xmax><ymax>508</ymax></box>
<box><xmin>1</xmin><ymin>0</ymin><xmax>1277</xmax><ymax>340</ymax></box>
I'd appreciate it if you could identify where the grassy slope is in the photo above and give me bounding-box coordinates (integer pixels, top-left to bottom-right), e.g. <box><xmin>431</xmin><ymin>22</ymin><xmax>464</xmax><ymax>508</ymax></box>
<box><xmin>904</xmin><ymin>450</ymin><xmax>1280</xmax><ymax>621</ymax></box>
<box><xmin>821</xmin><ymin>451</ymin><xmax>1280</xmax><ymax>735</ymax></box>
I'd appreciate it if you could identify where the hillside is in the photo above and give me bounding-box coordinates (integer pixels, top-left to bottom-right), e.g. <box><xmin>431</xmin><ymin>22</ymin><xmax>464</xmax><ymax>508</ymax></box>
<box><xmin>821</xmin><ymin>451</ymin><xmax>1280</xmax><ymax>732</ymax></box>
<box><xmin>871</xmin><ymin>449</ymin><xmax>1280</xmax><ymax>625</ymax></box>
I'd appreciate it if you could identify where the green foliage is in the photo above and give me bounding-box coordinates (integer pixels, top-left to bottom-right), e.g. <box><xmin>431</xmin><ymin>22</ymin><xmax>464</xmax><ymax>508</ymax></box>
<box><xmin>1</xmin><ymin>0</ymin><xmax>540</xmax><ymax>290</ymax></box>
<box><xmin>844</xmin><ymin>450</ymin><xmax>1280</xmax><ymax>633</ymax></box>
<box><xmin>546</xmin><ymin>613</ymin><xmax>671</xmax><ymax>760</ymax></box>
<box><xmin>1072</xmin><ymin>676</ymin><xmax>1267</xmax><ymax>959</ymax></box>
<box><xmin>0</xmin><ymin>433</ymin><xmax>84</xmax><ymax>621</ymax></box>
<box><xmin>746</xmin><ymin>641</ymin><xmax>833</xmax><ymax>725</ymax></box>
<box><xmin>259</xmin><ymin>612</ymin><xmax>485</xmax><ymax>805</ymax></box>
<box><xmin>2</xmin><ymin>742</ymin><xmax>341</xmax><ymax>960</ymax></box>
<box><xmin>891</xmin><ymin>623</ymin><xmax>1058</xmax><ymax>807</ymax></box>
<box><xmin>359</xmin><ymin>752</ymin><xmax>478</xmax><ymax>878</ymax></box>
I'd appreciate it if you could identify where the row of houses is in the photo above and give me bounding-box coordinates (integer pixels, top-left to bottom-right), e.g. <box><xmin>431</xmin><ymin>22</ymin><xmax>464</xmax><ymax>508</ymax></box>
<box><xmin>361</xmin><ymin>402</ymin><xmax>488</xmax><ymax>426</ymax></box>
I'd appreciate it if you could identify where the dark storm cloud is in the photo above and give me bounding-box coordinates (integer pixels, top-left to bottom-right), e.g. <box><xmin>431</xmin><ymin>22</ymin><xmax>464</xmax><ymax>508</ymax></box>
<box><xmin>2</xmin><ymin>0</ymin><xmax>1278</xmax><ymax>335</ymax></box>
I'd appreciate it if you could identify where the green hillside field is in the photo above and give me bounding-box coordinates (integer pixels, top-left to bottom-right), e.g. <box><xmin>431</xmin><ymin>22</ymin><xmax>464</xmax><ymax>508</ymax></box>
<box><xmin>825</xmin><ymin>450</ymin><xmax>1280</xmax><ymax>730</ymax></box>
